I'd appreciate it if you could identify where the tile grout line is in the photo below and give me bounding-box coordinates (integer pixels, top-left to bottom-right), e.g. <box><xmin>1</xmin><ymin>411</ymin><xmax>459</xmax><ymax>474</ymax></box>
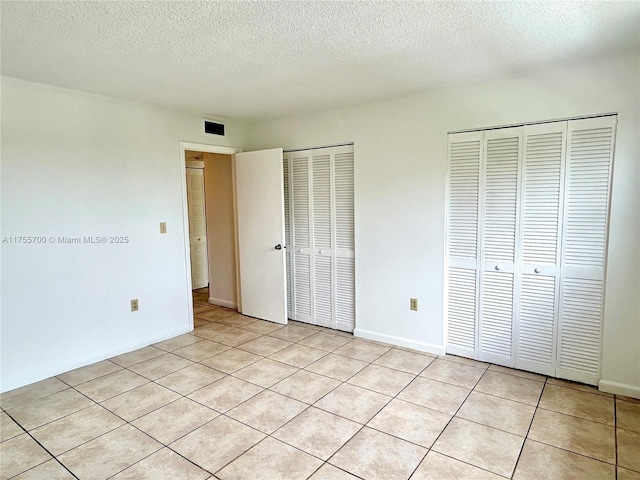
<box><xmin>71</xmin><ymin>371</ymin><xmax>219</xmax><ymax>479</ymax></box>
<box><xmin>320</xmin><ymin>351</ymin><xmax>473</xmax><ymax>477</ymax></box>
<box><xmin>139</xmin><ymin>392</ymin><xmax>226</xmax><ymax>478</ymax></box>
<box><xmin>515</xmin><ymin>381</ymin><xmax>620</xmax><ymax>471</ymax></box>
<box><xmin>509</xmin><ymin>374</ymin><xmax>547</xmax><ymax>479</ymax></box>
<box><xmin>405</xmin><ymin>363</ymin><xmax>491</xmax><ymax>480</ymax></box>
<box><xmin>58</xmin><ymin>365</ymin><xmax>205</xmax><ymax>477</ymax></box>
<box><xmin>107</xmin><ymin>423</ymin><xmax>213</xmax><ymax>479</ymax></box>
<box><xmin>190</xmin><ymin>337</ymin><xmax>413</xmax><ymax>478</ymax></box>
<box><xmin>2</xmin><ymin>408</ymin><xmax>80</xmax><ymax>480</ymax></box>
<box><xmin>314</xmin><ymin>348</ymin><xmax>412</xmax><ymax>479</ymax></box>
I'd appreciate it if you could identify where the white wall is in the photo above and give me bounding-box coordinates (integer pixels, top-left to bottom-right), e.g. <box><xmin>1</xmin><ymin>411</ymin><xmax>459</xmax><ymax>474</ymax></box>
<box><xmin>0</xmin><ymin>77</ymin><xmax>245</xmax><ymax>392</ymax></box>
<box><xmin>245</xmin><ymin>51</ymin><xmax>640</xmax><ymax>396</ymax></box>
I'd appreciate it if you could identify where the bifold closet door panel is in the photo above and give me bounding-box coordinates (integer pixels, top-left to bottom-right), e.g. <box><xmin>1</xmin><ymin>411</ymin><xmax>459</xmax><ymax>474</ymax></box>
<box><xmin>445</xmin><ymin>131</ymin><xmax>482</xmax><ymax>357</ymax></box>
<box><xmin>515</xmin><ymin>122</ymin><xmax>566</xmax><ymax>375</ymax></box>
<box><xmin>334</xmin><ymin>146</ymin><xmax>355</xmax><ymax>332</ymax></box>
<box><xmin>291</xmin><ymin>152</ymin><xmax>313</xmax><ymax>323</ymax></box>
<box><xmin>557</xmin><ymin>116</ymin><xmax>616</xmax><ymax>385</ymax></box>
<box><xmin>478</xmin><ymin>127</ymin><xmax>522</xmax><ymax>365</ymax></box>
<box><xmin>312</xmin><ymin>149</ymin><xmax>333</xmax><ymax>328</ymax></box>
<box><xmin>283</xmin><ymin>155</ymin><xmax>293</xmax><ymax>318</ymax></box>
<box><xmin>285</xmin><ymin>145</ymin><xmax>356</xmax><ymax>332</ymax></box>
<box><xmin>187</xmin><ymin>168</ymin><xmax>209</xmax><ymax>289</ymax></box>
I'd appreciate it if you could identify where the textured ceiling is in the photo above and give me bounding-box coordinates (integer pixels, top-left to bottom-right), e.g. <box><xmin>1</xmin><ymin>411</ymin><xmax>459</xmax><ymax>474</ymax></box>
<box><xmin>1</xmin><ymin>1</ymin><xmax>638</xmax><ymax>120</ymax></box>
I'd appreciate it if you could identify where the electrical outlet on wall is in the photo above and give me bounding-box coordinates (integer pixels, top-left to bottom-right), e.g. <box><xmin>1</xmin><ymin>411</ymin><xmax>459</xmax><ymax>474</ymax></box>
<box><xmin>410</xmin><ymin>298</ymin><xmax>418</xmax><ymax>311</ymax></box>
<box><xmin>131</xmin><ymin>299</ymin><xmax>139</xmax><ymax>312</ymax></box>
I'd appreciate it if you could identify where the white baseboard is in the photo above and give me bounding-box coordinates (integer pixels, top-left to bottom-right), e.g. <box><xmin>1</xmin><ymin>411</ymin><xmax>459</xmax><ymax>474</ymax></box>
<box><xmin>208</xmin><ymin>297</ymin><xmax>237</xmax><ymax>309</ymax></box>
<box><xmin>353</xmin><ymin>328</ymin><xmax>445</xmax><ymax>356</ymax></box>
<box><xmin>599</xmin><ymin>379</ymin><xmax>640</xmax><ymax>399</ymax></box>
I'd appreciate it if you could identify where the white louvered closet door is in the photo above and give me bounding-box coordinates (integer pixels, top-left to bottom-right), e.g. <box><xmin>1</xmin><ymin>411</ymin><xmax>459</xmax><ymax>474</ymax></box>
<box><xmin>312</xmin><ymin>149</ymin><xmax>333</xmax><ymax>328</ymax></box>
<box><xmin>515</xmin><ymin>122</ymin><xmax>567</xmax><ymax>376</ymax></box>
<box><xmin>186</xmin><ymin>167</ymin><xmax>209</xmax><ymax>289</ymax></box>
<box><xmin>478</xmin><ymin>127</ymin><xmax>522</xmax><ymax>365</ymax></box>
<box><xmin>333</xmin><ymin>146</ymin><xmax>355</xmax><ymax>332</ymax></box>
<box><xmin>285</xmin><ymin>145</ymin><xmax>355</xmax><ymax>332</ymax></box>
<box><xmin>446</xmin><ymin>115</ymin><xmax>616</xmax><ymax>385</ymax></box>
<box><xmin>291</xmin><ymin>152</ymin><xmax>312</xmax><ymax>323</ymax></box>
<box><xmin>557</xmin><ymin>116</ymin><xmax>616</xmax><ymax>385</ymax></box>
<box><xmin>445</xmin><ymin>132</ymin><xmax>482</xmax><ymax>357</ymax></box>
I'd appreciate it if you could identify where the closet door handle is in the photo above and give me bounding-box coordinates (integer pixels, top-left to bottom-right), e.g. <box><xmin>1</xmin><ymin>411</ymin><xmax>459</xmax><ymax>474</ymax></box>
<box><xmin>274</xmin><ymin>244</ymin><xmax>282</xmax><ymax>250</ymax></box>
<box><xmin>534</xmin><ymin>266</ymin><xmax>542</xmax><ymax>273</ymax></box>
<box><xmin>298</xmin><ymin>249</ymin><xmax>303</xmax><ymax>253</ymax></box>
<box><xmin>319</xmin><ymin>250</ymin><xmax>324</xmax><ymax>254</ymax></box>
<box><xmin>495</xmin><ymin>264</ymin><xmax>502</xmax><ymax>271</ymax></box>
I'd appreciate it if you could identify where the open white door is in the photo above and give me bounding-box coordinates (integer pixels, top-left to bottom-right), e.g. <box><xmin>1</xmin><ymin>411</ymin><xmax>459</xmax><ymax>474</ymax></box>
<box><xmin>234</xmin><ymin>148</ymin><xmax>287</xmax><ymax>324</ymax></box>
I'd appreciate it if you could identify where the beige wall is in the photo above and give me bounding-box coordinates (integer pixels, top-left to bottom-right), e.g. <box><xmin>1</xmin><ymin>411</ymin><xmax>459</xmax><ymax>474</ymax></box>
<box><xmin>203</xmin><ymin>153</ymin><xmax>237</xmax><ymax>308</ymax></box>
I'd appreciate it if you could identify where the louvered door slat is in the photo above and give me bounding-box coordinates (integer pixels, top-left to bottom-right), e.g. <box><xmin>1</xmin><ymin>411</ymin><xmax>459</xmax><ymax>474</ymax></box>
<box><xmin>292</xmin><ymin>155</ymin><xmax>310</xmax><ymax>248</ymax></box>
<box><xmin>313</xmin><ymin>154</ymin><xmax>332</xmax><ymax>249</ymax></box>
<box><xmin>447</xmin><ymin>267</ymin><xmax>476</xmax><ymax>350</ymax></box>
<box><xmin>314</xmin><ymin>255</ymin><xmax>332</xmax><ymax>328</ymax></box>
<box><xmin>518</xmin><ymin>274</ymin><xmax>556</xmax><ymax>372</ymax></box>
<box><xmin>449</xmin><ymin>138</ymin><xmax>480</xmax><ymax>259</ymax></box>
<box><xmin>335</xmin><ymin>257</ymin><xmax>355</xmax><ymax>332</ymax></box>
<box><xmin>190</xmin><ymin>240</ymin><xmax>208</xmax><ymax>288</ymax></box>
<box><xmin>187</xmin><ymin>169</ymin><xmax>206</xmax><ymax>237</ymax></box>
<box><xmin>483</xmin><ymin>135</ymin><xmax>520</xmax><ymax>263</ymax></box>
<box><xmin>480</xmin><ymin>271</ymin><xmax>514</xmax><ymax>359</ymax></box>
<box><xmin>564</xmin><ymin>125</ymin><xmax>612</xmax><ymax>267</ymax></box>
<box><xmin>294</xmin><ymin>254</ymin><xmax>312</xmax><ymax>319</ymax></box>
<box><xmin>558</xmin><ymin>278</ymin><xmax>603</xmax><ymax>376</ymax></box>
<box><xmin>335</xmin><ymin>151</ymin><xmax>354</xmax><ymax>251</ymax></box>
<box><xmin>557</xmin><ymin>116</ymin><xmax>616</xmax><ymax>385</ymax></box>
<box><xmin>522</xmin><ymin>130</ymin><xmax>563</xmax><ymax>264</ymax></box>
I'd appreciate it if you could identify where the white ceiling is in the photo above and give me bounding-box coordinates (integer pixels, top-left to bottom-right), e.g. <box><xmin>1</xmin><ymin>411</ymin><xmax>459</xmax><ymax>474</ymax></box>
<box><xmin>1</xmin><ymin>1</ymin><xmax>638</xmax><ymax>120</ymax></box>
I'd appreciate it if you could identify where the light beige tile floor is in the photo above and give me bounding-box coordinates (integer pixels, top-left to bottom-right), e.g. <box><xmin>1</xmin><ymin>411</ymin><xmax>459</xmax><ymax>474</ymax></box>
<box><xmin>1</xmin><ymin>288</ymin><xmax>638</xmax><ymax>480</ymax></box>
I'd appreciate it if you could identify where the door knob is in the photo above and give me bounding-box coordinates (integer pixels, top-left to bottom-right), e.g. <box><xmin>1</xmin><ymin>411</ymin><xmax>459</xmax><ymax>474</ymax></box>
<box><xmin>274</xmin><ymin>244</ymin><xmax>282</xmax><ymax>250</ymax></box>
<box><xmin>534</xmin><ymin>266</ymin><xmax>542</xmax><ymax>273</ymax></box>
<box><xmin>319</xmin><ymin>250</ymin><xmax>324</xmax><ymax>254</ymax></box>
<box><xmin>495</xmin><ymin>265</ymin><xmax>502</xmax><ymax>271</ymax></box>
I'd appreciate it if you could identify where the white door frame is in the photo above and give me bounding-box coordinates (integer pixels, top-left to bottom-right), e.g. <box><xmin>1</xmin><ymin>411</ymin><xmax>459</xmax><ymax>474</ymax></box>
<box><xmin>179</xmin><ymin>142</ymin><xmax>241</xmax><ymax>330</ymax></box>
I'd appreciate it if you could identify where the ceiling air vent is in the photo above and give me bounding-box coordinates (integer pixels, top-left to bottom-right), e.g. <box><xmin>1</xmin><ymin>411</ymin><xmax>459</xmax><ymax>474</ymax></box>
<box><xmin>204</xmin><ymin>120</ymin><xmax>225</xmax><ymax>136</ymax></box>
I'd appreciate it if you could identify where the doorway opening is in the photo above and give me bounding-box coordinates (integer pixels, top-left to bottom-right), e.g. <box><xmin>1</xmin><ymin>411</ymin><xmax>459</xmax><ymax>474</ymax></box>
<box><xmin>185</xmin><ymin>149</ymin><xmax>237</xmax><ymax>308</ymax></box>
<box><xmin>179</xmin><ymin>142</ymin><xmax>241</xmax><ymax>328</ymax></box>
<box><xmin>180</xmin><ymin>143</ymin><xmax>290</xmax><ymax>328</ymax></box>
